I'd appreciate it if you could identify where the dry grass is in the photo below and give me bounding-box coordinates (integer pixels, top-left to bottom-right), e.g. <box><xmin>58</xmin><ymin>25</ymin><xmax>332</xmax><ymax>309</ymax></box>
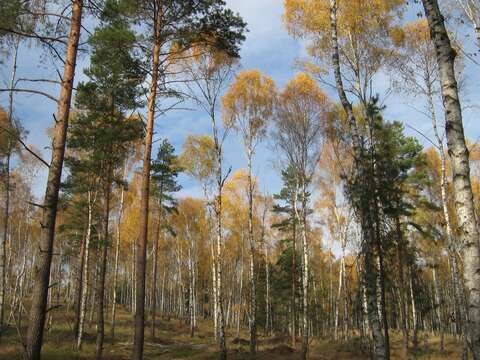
<box><xmin>0</xmin><ymin>309</ymin><xmax>463</xmax><ymax>359</ymax></box>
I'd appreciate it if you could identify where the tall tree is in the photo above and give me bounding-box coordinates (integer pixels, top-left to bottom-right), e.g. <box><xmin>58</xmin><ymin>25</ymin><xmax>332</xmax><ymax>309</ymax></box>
<box><xmin>222</xmin><ymin>69</ymin><xmax>276</xmax><ymax>354</ymax></box>
<box><xmin>273</xmin><ymin>73</ymin><xmax>329</xmax><ymax>359</ymax></box>
<box><xmin>272</xmin><ymin>165</ymin><xmax>306</xmax><ymax>347</ymax></box>
<box><xmin>0</xmin><ymin>107</ymin><xmax>20</xmax><ymax>340</ymax></box>
<box><xmin>421</xmin><ymin>0</ymin><xmax>480</xmax><ymax>357</ymax></box>
<box><xmin>131</xmin><ymin>2</ymin><xmax>246</xmax><ymax>357</ymax></box>
<box><xmin>177</xmin><ymin>45</ymin><xmax>239</xmax><ymax>359</ymax></box>
<box><xmin>25</xmin><ymin>1</ymin><xmax>84</xmax><ymax>359</ymax></box>
<box><xmin>283</xmin><ymin>1</ymin><xmax>405</xmax><ymax>357</ymax></box>
<box><xmin>150</xmin><ymin>139</ymin><xmax>181</xmax><ymax>338</ymax></box>
<box><xmin>68</xmin><ymin>3</ymin><xmax>145</xmax><ymax>356</ymax></box>
<box><xmin>391</xmin><ymin>18</ymin><xmax>467</xmax><ymax>352</ymax></box>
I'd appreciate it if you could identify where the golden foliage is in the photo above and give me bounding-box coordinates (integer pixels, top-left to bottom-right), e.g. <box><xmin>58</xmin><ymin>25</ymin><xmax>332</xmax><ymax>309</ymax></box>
<box><xmin>221</xmin><ymin>70</ymin><xmax>276</xmax><ymax>140</ymax></box>
<box><xmin>0</xmin><ymin>107</ymin><xmax>19</xmax><ymax>156</ymax></box>
<box><xmin>284</xmin><ymin>0</ymin><xmax>404</xmax><ymax>41</ymax></box>
<box><xmin>179</xmin><ymin>135</ymin><xmax>216</xmax><ymax>183</ymax></box>
<box><xmin>283</xmin><ymin>0</ymin><xmax>405</xmax><ymax>84</ymax></box>
<box><xmin>278</xmin><ymin>72</ymin><xmax>329</xmax><ymax>111</ymax></box>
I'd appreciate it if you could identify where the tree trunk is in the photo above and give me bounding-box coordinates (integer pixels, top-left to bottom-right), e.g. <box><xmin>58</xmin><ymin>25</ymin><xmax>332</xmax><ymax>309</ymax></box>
<box><xmin>364</xmin><ymin>242</ymin><xmax>387</xmax><ymax>359</ymax></box>
<box><xmin>236</xmin><ymin>237</ymin><xmax>244</xmax><ymax>338</ymax></box>
<box><xmin>428</xmin><ymin>61</ymin><xmax>467</xmax><ymax>352</ymax></box>
<box><xmin>77</xmin><ymin>193</ymin><xmax>93</xmax><ymax>349</ymax></box>
<box><xmin>432</xmin><ymin>264</ymin><xmax>444</xmax><ymax>350</ymax></box>
<box><xmin>334</xmin><ymin>245</ymin><xmax>345</xmax><ymax>341</ymax></box>
<box><xmin>329</xmin><ymin>1</ymin><xmax>387</xmax><ymax>358</ymax></box>
<box><xmin>25</xmin><ymin>2</ymin><xmax>83</xmax><ymax>358</ymax></box>
<box><xmin>216</xmin><ymin>151</ymin><xmax>227</xmax><ymax>360</ymax></box>
<box><xmin>74</xmin><ymin>232</ymin><xmax>86</xmax><ymax>338</ymax></box>
<box><xmin>300</xmin><ymin>181</ymin><xmax>309</xmax><ymax>360</ymax></box>
<box><xmin>96</xmin><ymin>180</ymin><xmax>112</xmax><ymax>360</ymax></box>
<box><xmin>291</xmin><ymin>185</ymin><xmax>298</xmax><ymax>348</ymax></box>
<box><xmin>111</xmin><ymin>173</ymin><xmax>126</xmax><ymax>342</ymax></box>
<box><xmin>264</xmin><ymin>232</ymin><xmax>271</xmax><ymax>335</ymax></box>
<box><xmin>132</xmin><ymin>7</ymin><xmax>162</xmax><ymax>359</ymax></box>
<box><xmin>0</xmin><ymin>36</ymin><xmax>19</xmax><ymax>342</ymax></box>
<box><xmin>212</xmin><ymin>240</ymin><xmax>218</xmax><ymax>339</ymax></box>
<box><xmin>410</xmin><ymin>273</ymin><xmax>419</xmax><ymax>351</ymax></box>
<box><xmin>422</xmin><ymin>1</ymin><xmax>480</xmax><ymax>357</ymax></box>
<box><xmin>151</xmin><ymin>206</ymin><xmax>161</xmax><ymax>338</ymax></box>
<box><xmin>247</xmin><ymin>150</ymin><xmax>257</xmax><ymax>356</ymax></box>
<box><xmin>395</xmin><ymin>218</ymin><xmax>409</xmax><ymax>356</ymax></box>
<box><xmin>0</xmin><ymin>151</ymin><xmax>10</xmax><ymax>341</ymax></box>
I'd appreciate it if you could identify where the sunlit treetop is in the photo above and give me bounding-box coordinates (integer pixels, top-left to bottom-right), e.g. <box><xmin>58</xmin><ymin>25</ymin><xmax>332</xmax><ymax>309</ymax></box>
<box><xmin>390</xmin><ymin>19</ymin><xmax>431</xmax><ymax>48</ymax></box>
<box><xmin>222</xmin><ymin>69</ymin><xmax>276</xmax><ymax>142</ymax></box>
<box><xmin>179</xmin><ymin>135</ymin><xmax>216</xmax><ymax>185</ymax></box>
<box><xmin>283</xmin><ymin>0</ymin><xmax>406</xmax><ymax>97</ymax></box>
<box><xmin>278</xmin><ymin>72</ymin><xmax>329</xmax><ymax>109</ymax></box>
<box><xmin>284</xmin><ymin>0</ymin><xmax>404</xmax><ymax>44</ymax></box>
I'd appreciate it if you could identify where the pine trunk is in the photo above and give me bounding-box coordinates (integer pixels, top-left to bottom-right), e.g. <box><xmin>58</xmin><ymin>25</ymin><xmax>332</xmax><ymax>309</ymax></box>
<box><xmin>25</xmin><ymin>2</ymin><xmax>83</xmax><ymax>358</ymax></box>
<box><xmin>132</xmin><ymin>7</ymin><xmax>162</xmax><ymax>359</ymax></box>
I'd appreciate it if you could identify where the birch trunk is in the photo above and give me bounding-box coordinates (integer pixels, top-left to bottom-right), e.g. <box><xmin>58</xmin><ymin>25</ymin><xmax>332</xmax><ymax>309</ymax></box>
<box><xmin>77</xmin><ymin>191</ymin><xmax>94</xmax><ymax>350</ymax></box>
<box><xmin>236</xmin><ymin>238</ymin><xmax>244</xmax><ymax>338</ymax></box>
<box><xmin>264</xmin><ymin>232</ymin><xmax>271</xmax><ymax>335</ymax></box>
<box><xmin>329</xmin><ymin>1</ymin><xmax>387</xmax><ymax>357</ymax></box>
<box><xmin>216</xmin><ymin>150</ymin><xmax>227</xmax><ymax>360</ymax></box>
<box><xmin>300</xmin><ymin>181</ymin><xmax>309</xmax><ymax>360</ymax></box>
<box><xmin>334</xmin><ymin>246</ymin><xmax>345</xmax><ymax>341</ymax></box>
<box><xmin>422</xmin><ymin>1</ymin><xmax>480</xmax><ymax>357</ymax></box>
<box><xmin>151</xmin><ymin>207</ymin><xmax>161</xmax><ymax>338</ymax></box>
<box><xmin>25</xmin><ymin>2</ymin><xmax>83</xmax><ymax>358</ymax></box>
<box><xmin>212</xmin><ymin>241</ymin><xmax>218</xmax><ymax>340</ymax></box>
<box><xmin>410</xmin><ymin>273</ymin><xmax>419</xmax><ymax>350</ymax></box>
<box><xmin>95</xmin><ymin>180</ymin><xmax>112</xmax><ymax>360</ymax></box>
<box><xmin>111</xmin><ymin>171</ymin><xmax>126</xmax><ymax>341</ymax></box>
<box><xmin>74</xmin><ymin>232</ymin><xmax>85</xmax><ymax>338</ymax></box>
<box><xmin>291</xmin><ymin>184</ymin><xmax>298</xmax><ymax>348</ymax></box>
<box><xmin>432</xmin><ymin>264</ymin><xmax>444</xmax><ymax>350</ymax></box>
<box><xmin>427</xmin><ymin>60</ymin><xmax>468</xmax><ymax>350</ymax></box>
<box><xmin>247</xmin><ymin>149</ymin><xmax>257</xmax><ymax>355</ymax></box>
<box><xmin>0</xmin><ymin>36</ymin><xmax>19</xmax><ymax>341</ymax></box>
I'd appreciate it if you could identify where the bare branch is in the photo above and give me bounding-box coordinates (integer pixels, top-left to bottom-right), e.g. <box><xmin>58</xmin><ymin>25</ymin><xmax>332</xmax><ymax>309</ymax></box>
<box><xmin>0</xmin><ymin>88</ymin><xmax>58</xmax><ymax>102</ymax></box>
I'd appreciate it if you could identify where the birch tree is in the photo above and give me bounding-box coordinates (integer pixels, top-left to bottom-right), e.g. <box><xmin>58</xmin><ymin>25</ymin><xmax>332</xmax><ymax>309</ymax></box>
<box><xmin>283</xmin><ymin>1</ymin><xmax>405</xmax><ymax>358</ymax></box>
<box><xmin>222</xmin><ymin>69</ymin><xmax>276</xmax><ymax>354</ymax></box>
<box><xmin>421</xmin><ymin>0</ymin><xmax>480</xmax><ymax>357</ymax></box>
<box><xmin>273</xmin><ymin>73</ymin><xmax>330</xmax><ymax>359</ymax></box>
<box><xmin>177</xmin><ymin>46</ymin><xmax>237</xmax><ymax>359</ymax></box>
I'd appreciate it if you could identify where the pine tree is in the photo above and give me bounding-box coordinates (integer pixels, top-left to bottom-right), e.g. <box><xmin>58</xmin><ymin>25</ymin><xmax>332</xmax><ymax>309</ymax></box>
<box><xmin>67</xmin><ymin>2</ymin><xmax>144</xmax><ymax>356</ymax></box>
<box><xmin>150</xmin><ymin>139</ymin><xmax>181</xmax><ymax>338</ymax></box>
<box><xmin>272</xmin><ymin>165</ymin><xmax>310</xmax><ymax>348</ymax></box>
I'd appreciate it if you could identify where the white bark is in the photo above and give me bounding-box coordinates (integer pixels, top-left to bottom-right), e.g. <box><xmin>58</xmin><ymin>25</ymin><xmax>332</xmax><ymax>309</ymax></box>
<box><xmin>77</xmin><ymin>191</ymin><xmax>94</xmax><ymax>350</ymax></box>
<box><xmin>422</xmin><ymin>1</ymin><xmax>480</xmax><ymax>357</ymax></box>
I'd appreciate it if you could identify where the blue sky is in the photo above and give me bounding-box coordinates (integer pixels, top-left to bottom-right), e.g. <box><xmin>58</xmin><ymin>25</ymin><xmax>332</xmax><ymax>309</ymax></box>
<box><xmin>1</xmin><ymin>0</ymin><xmax>480</xmax><ymax>204</ymax></box>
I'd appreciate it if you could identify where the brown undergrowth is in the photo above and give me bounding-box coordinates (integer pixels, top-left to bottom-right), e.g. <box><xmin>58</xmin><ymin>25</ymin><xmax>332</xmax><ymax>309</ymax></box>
<box><xmin>0</xmin><ymin>309</ymin><xmax>463</xmax><ymax>359</ymax></box>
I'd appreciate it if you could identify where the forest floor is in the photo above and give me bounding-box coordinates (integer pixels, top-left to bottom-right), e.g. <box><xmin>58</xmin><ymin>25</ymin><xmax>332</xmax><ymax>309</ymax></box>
<box><xmin>0</xmin><ymin>309</ymin><xmax>463</xmax><ymax>359</ymax></box>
